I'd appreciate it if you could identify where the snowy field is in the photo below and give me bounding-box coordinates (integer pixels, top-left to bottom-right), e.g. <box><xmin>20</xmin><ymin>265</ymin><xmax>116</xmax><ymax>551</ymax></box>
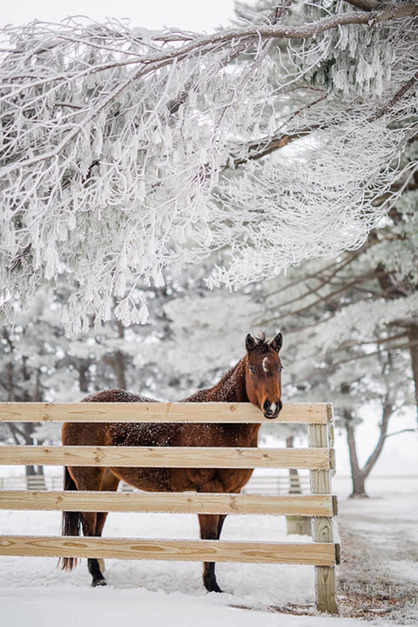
<box><xmin>1</xmin><ymin>477</ymin><xmax>418</xmax><ymax>627</ymax></box>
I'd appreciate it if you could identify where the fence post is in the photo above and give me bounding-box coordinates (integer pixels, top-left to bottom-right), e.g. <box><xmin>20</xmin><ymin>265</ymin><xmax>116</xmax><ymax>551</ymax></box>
<box><xmin>308</xmin><ymin>408</ymin><xmax>338</xmax><ymax>614</ymax></box>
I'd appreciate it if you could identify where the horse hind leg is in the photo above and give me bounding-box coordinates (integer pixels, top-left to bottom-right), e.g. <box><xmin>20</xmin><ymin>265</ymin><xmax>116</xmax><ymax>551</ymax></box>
<box><xmin>82</xmin><ymin>512</ymin><xmax>106</xmax><ymax>587</ymax></box>
<box><xmin>60</xmin><ymin>467</ymin><xmax>83</xmax><ymax>571</ymax></box>
<box><xmin>66</xmin><ymin>467</ymin><xmax>117</xmax><ymax>587</ymax></box>
<box><xmin>87</xmin><ymin>470</ymin><xmax>120</xmax><ymax>585</ymax></box>
<box><xmin>198</xmin><ymin>513</ymin><xmax>226</xmax><ymax>593</ymax></box>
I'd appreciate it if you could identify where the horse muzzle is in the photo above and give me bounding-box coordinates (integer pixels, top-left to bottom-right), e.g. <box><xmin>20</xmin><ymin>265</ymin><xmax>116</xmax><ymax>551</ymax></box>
<box><xmin>263</xmin><ymin>400</ymin><xmax>282</xmax><ymax>420</ymax></box>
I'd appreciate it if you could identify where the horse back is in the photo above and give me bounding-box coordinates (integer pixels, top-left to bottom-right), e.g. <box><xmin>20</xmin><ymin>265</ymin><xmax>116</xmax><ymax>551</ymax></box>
<box><xmin>62</xmin><ymin>389</ymin><xmax>157</xmax><ymax>447</ymax></box>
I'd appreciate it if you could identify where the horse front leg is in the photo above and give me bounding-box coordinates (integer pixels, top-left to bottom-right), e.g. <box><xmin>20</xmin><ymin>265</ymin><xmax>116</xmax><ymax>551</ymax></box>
<box><xmin>198</xmin><ymin>513</ymin><xmax>227</xmax><ymax>593</ymax></box>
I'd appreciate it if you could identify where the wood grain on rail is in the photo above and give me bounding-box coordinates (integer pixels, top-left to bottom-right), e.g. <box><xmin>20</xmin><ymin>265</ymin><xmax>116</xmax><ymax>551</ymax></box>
<box><xmin>0</xmin><ymin>402</ymin><xmax>328</xmax><ymax>424</ymax></box>
<box><xmin>0</xmin><ymin>491</ymin><xmax>334</xmax><ymax>516</ymax></box>
<box><xmin>0</xmin><ymin>536</ymin><xmax>336</xmax><ymax>566</ymax></box>
<box><xmin>0</xmin><ymin>446</ymin><xmax>330</xmax><ymax>470</ymax></box>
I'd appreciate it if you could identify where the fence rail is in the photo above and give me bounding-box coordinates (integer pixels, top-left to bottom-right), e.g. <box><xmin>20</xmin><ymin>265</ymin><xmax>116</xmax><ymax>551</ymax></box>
<box><xmin>0</xmin><ymin>401</ymin><xmax>328</xmax><ymax>424</ymax></box>
<box><xmin>0</xmin><ymin>473</ymin><xmax>312</xmax><ymax>494</ymax></box>
<box><xmin>0</xmin><ymin>401</ymin><xmax>338</xmax><ymax>614</ymax></box>
<box><xmin>0</xmin><ymin>445</ymin><xmax>331</xmax><ymax>469</ymax></box>
<box><xmin>0</xmin><ymin>536</ymin><xmax>337</xmax><ymax>566</ymax></box>
<box><xmin>0</xmin><ymin>490</ymin><xmax>336</xmax><ymax>516</ymax></box>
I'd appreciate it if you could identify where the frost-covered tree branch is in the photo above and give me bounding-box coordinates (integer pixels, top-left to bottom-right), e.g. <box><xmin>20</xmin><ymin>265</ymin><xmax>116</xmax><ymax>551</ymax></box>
<box><xmin>1</xmin><ymin>1</ymin><xmax>418</xmax><ymax>332</ymax></box>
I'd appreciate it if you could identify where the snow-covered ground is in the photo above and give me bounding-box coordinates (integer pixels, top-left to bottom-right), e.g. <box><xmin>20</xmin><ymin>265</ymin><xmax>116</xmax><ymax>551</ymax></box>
<box><xmin>1</xmin><ymin>477</ymin><xmax>417</xmax><ymax>626</ymax></box>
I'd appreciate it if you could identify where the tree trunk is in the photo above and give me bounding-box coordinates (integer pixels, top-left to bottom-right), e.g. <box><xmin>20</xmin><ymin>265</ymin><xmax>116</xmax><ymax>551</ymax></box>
<box><xmin>103</xmin><ymin>321</ymin><xmax>127</xmax><ymax>389</ymax></box>
<box><xmin>78</xmin><ymin>362</ymin><xmax>91</xmax><ymax>393</ymax></box>
<box><xmin>6</xmin><ymin>362</ymin><xmax>14</xmax><ymax>401</ymax></box>
<box><xmin>103</xmin><ymin>350</ymin><xmax>127</xmax><ymax>389</ymax></box>
<box><xmin>344</xmin><ymin>416</ymin><xmax>369</xmax><ymax>498</ymax></box>
<box><xmin>406</xmin><ymin>324</ymin><xmax>418</xmax><ymax>418</ymax></box>
<box><xmin>344</xmin><ymin>399</ymin><xmax>393</xmax><ymax>498</ymax></box>
<box><xmin>113</xmin><ymin>350</ymin><xmax>127</xmax><ymax>390</ymax></box>
<box><xmin>348</xmin><ymin>460</ymin><xmax>368</xmax><ymax>498</ymax></box>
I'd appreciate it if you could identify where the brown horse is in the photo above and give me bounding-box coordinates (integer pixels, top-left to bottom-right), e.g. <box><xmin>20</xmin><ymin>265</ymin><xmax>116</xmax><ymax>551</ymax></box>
<box><xmin>61</xmin><ymin>332</ymin><xmax>283</xmax><ymax>592</ymax></box>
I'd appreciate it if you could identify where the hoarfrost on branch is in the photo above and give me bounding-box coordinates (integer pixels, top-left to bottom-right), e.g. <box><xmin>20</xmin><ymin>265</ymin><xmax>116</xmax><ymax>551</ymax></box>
<box><xmin>0</xmin><ymin>1</ymin><xmax>417</xmax><ymax>332</ymax></box>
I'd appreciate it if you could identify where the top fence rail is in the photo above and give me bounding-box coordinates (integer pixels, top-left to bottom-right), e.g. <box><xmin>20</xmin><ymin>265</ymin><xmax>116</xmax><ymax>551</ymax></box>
<box><xmin>0</xmin><ymin>402</ymin><xmax>330</xmax><ymax>424</ymax></box>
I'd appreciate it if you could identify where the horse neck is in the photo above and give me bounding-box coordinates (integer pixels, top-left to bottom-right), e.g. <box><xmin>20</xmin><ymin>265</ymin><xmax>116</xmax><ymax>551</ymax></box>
<box><xmin>184</xmin><ymin>357</ymin><xmax>261</xmax><ymax>441</ymax></box>
<box><xmin>186</xmin><ymin>357</ymin><xmax>248</xmax><ymax>403</ymax></box>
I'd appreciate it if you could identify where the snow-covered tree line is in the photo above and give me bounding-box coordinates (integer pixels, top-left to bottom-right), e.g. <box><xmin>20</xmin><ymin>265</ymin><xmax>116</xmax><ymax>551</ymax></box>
<box><xmin>2</xmin><ymin>169</ymin><xmax>417</xmax><ymax>495</ymax></box>
<box><xmin>1</xmin><ymin>1</ymin><xmax>417</xmax><ymax>332</ymax></box>
<box><xmin>256</xmin><ymin>134</ymin><xmax>418</xmax><ymax>496</ymax></box>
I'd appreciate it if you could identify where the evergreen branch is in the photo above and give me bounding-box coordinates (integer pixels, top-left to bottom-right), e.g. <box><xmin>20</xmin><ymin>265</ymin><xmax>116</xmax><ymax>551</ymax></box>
<box><xmin>1</xmin><ymin>4</ymin><xmax>416</xmax><ymax>330</ymax></box>
<box><xmin>369</xmin><ymin>69</ymin><xmax>418</xmax><ymax>122</ymax></box>
<box><xmin>272</xmin><ymin>1</ymin><xmax>296</xmax><ymax>21</ymax></box>
<box><xmin>227</xmin><ymin>92</ymin><xmax>327</xmax><ymax>168</ymax></box>
<box><xmin>230</xmin><ymin>66</ymin><xmax>418</xmax><ymax>167</ymax></box>
<box><xmin>228</xmin><ymin>128</ymin><xmax>318</xmax><ymax>168</ymax></box>
<box><xmin>230</xmin><ymin>63</ymin><xmax>418</xmax><ymax>168</ymax></box>
<box><xmin>1</xmin><ymin>3</ymin><xmax>417</xmax><ymax>179</ymax></box>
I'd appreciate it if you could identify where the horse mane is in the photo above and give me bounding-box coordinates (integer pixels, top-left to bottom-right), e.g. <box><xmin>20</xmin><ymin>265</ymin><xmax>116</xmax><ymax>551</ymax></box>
<box><xmin>184</xmin><ymin>356</ymin><xmax>247</xmax><ymax>403</ymax></box>
<box><xmin>184</xmin><ymin>332</ymin><xmax>273</xmax><ymax>403</ymax></box>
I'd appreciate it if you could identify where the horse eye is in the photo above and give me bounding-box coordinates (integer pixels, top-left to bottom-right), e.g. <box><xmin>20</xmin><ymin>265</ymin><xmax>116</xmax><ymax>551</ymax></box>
<box><xmin>249</xmin><ymin>365</ymin><xmax>256</xmax><ymax>374</ymax></box>
<box><xmin>278</xmin><ymin>366</ymin><xmax>284</xmax><ymax>372</ymax></box>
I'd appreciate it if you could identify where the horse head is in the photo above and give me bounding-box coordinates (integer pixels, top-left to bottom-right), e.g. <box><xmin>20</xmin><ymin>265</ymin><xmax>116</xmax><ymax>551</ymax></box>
<box><xmin>245</xmin><ymin>332</ymin><xmax>283</xmax><ymax>419</ymax></box>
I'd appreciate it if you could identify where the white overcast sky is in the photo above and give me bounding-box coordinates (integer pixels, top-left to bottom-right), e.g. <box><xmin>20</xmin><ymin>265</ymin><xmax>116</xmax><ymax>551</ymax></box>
<box><xmin>2</xmin><ymin>0</ymin><xmax>236</xmax><ymax>31</ymax></box>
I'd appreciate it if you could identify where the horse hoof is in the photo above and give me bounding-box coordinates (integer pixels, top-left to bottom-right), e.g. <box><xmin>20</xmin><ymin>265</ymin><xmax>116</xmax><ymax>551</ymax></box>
<box><xmin>92</xmin><ymin>579</ymin><xmax>107</xmax><ymax>587</ymax></box>
<box><xmin>205</xmin><ymin>582</ymin><xmax>223</xmax><ymax>593</ymax></box>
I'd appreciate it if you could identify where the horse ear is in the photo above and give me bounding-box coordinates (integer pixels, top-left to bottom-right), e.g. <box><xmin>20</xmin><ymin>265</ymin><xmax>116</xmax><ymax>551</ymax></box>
<box><xmin>270</xmin><ymin>333</ymin><xmax>283</xmax><ymax>353</ymax></box>
<box><xmin>245</xmin><ymin>333</ymin><xmax>256</xmax><ymax>352</ymax></box>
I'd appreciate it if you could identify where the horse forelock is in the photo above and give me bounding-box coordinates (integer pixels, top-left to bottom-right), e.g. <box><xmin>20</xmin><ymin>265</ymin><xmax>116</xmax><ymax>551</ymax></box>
<box><xmin>253</xmin><ymin>338</ymin><xmax>270</xmax><ymax>354</ymax></box>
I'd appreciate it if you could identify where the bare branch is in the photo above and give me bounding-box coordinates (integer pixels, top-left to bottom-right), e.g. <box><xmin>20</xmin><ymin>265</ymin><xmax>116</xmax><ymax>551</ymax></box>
<box><xmin>259</xmin><ymin>270</ymin><xmax>388</xmax><ymax>325</ymax></box>
<box><xmin>385</xmin><ymin>428</ymin><xmax>418</xmax><ymax>438</ymax></box>
<box><xmin>326</xmin><ymin>339</ymin><xmax>418</xmax><ymax>368</ymax></box>
<box><xmin>362</xmin><ymin>398</ymin><xmax>393</xmax><ymax>477</ymax></box>
<box><xmin>343</xmin><ymin>0</ymin><xmax>380</xmax><ymax>10</ymax></box>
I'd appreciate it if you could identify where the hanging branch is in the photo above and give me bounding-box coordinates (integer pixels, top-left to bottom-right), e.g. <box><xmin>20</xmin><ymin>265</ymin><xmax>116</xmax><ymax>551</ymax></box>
<box><xmin>0</xmin><ymin>2</ymin><xmax>417</xmax><ymax>332</ymax></box>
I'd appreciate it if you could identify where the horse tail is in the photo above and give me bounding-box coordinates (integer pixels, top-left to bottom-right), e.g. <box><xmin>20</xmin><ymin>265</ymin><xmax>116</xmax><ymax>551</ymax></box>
<box><xmin>60</xmin><ymin>467</ymin><xmax>82</xmax><ymax>571</ymax></box>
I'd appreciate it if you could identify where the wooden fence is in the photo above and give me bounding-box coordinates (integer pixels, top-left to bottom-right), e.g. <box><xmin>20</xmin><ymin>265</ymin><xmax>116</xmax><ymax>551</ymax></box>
<box><xmin>0</xmin><ymin>473</ymin><xmax>311</xmax><ymax>494</ymax></box>
<box><xmin>0</xmin><ymin>401</ymin><xmax>339</xmax><ymax>613</ymax></box>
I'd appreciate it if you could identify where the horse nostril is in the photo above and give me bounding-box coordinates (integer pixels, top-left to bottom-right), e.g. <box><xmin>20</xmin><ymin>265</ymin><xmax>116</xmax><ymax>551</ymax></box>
<box><xmin>263</xmin><ymin>400</ymin><xmax>282</xmax><ymax>418</ymax></box>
